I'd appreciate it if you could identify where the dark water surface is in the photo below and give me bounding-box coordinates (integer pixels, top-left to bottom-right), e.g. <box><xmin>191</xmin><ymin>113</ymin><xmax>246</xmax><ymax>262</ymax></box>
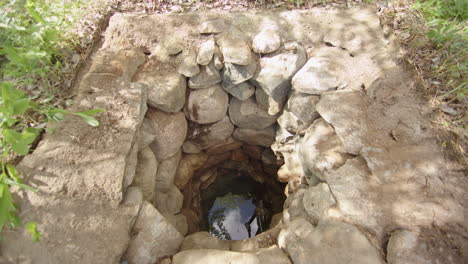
<box><xmin>201</xmin><ymin>170</ymin><xmax>265</xmax><ymax>240</ymax></box>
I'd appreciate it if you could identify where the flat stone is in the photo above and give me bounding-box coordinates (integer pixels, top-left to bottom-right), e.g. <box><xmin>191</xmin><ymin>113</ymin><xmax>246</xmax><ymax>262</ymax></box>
<box><xmin>316</xmin><ymin>90</ymin><xmax>366</xmax><ymax>155</ymax></box>
<box><xmin>298</xmin><ymin>118</ymin><xmax>351</xmax><ymax>180</ymax></box>
<box><xmin>155</xmin><ymin>150</ymin><xmax>182</xmax><ymax>193</ymax></box>
<box><xmin>16</xmin><ymin>61</ymin><xmax>147</xmax><ymax>206</ymax></box>
<box><xmin>86</xmin><ymin>48</ymin><xmax>146</xmax><ymax>80</ymax></box>
<box><xmin>230</xmin><ymin>227</ymin><xmax>282</xmax><ymax>252</ymax></box>
<box><xmin>216</xmin><ymin>34</ymin><xmax>252</xmax><ymax>65</ymax></box>
<box><xmin>252</xmin><ymin>42</ymin><xmax>306</xmax><ymax>101</ymax></box>
<box><xmin>279</xmin><ymin>219</ymin><xmax>385</xmax><ymax>264</ymax></box>
<box><xmin>277</xmin><ymin>91</ymin><xmax>320</xmax><ymax>134</ymax></box>
<box><xmin>181</xmin><ymin>232</ymin><xmax>230</xmax><ymax>251</ymax></box>
<box><xmin>197</xmin><ymin>37</ymin><xmax>216</xmax><ymax>65</ymax></box>
<box><xmin>228</xmin><ymin>97</ymin><xmax>277</xmax><ymax>130</ymax></box>
<box><xmin>222</xmin><ymin>81</ymin><xmax>255</xmax><ymax>101</ymax></box>
<box><xmin>233</xmin><ymin>125</ymin><xmax>275</xmax><ymax>147</ymax></box>
<box><xmin>200</xmin><ymin>18</ymin><xmax>228</xmax><ymax>34</ymax></box>
<box><xmin>185</xmin><ymin>116</ymin><xmax>234</xmax><ymax>150</ymax></box>
<box><xmin>185</xmin><ymin>85</ymin><xmax>228</xmax><ymax>124</ymax></box>
<box><xmin>173</xmin><ymin>247</ymin><xmax>291</xmax><ymax>264</ymax></box>
<box><xmin>255</xmin><ymin>86</ymin><xmax>286</xmax><ymax>116</ymax></box>
<box><xmin>179</xmin><ymin>51</ymin><xmax>200</xmax><ymax>77</ymax></box>
<box><xmin>134</xmin><ymin>71</ymin><xmax>186</xmax><ymax>112</ymax></box>
<box><xmin>132</xmin><ymin>147</ymin><xmax>158</xmax><ymax>201</ymax></box>
<box><xmin>147</xmin><ymin>108</ymin><xmax>187</xmax><ymax>160</ymax></box>
<box><xmin>252</xmin><ymin>29</ymin><xmax>281</xmax><ymax>54</ymax></box>
<box><xmin>292</xmin><ymin>47</ymin><xmax>349</xmax><ymax>95</ymax></box>
<box><xmin>222</xmin><ymin>56</ymin><xmax>257</xmax><ymax>86</ymax></box>
<box><xmin>189</xmin><ymin>61</ymin><xmax>221</xmax><ymax>89</ymax></box>
<box><xmin>125</xmin><ymin>202</ymin><xmax>183</xmax><ymax>264</ymax></box>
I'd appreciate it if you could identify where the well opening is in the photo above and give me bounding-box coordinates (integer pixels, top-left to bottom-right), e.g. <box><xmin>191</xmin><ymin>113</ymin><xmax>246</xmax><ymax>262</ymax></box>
<box><xmin>200</xmin><ymin>163</ymin><xmax>285</xmax><ymax>240</ymax></box>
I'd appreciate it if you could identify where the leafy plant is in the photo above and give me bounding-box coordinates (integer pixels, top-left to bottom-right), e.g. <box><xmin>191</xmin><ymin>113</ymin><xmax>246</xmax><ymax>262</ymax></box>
<box><xmin>413</xmin><ymin>0</ymin><xmax>467</xmax><ymax>101</ymax></box>
<box><xmin>0</xmin><ymin>81</ymin><xmax>103</xmax><ymax>238</ymax></box>
<box><xmin>0</xmin><ymin>0</ymin><xmax>104</xmax><ymax>240</ymax></box>
<box><xmin>25</xmin><ymin>222</ymin><xmax>41</xmax><ymax>242</ymax></box>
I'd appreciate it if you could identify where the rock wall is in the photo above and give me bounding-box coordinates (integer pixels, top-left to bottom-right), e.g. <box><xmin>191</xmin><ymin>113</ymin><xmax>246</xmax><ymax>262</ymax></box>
<box><xmin>1</xmin><ymin>7</ymin><xmax>466</xmax><ymax>264</ymax></box>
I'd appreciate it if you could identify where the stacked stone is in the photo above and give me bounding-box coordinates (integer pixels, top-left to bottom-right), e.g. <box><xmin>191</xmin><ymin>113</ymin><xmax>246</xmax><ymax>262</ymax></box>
<box><xmin>127</xmin><ymin>17</ymin><xmax>381</xmax><ymax>264</ymax></box>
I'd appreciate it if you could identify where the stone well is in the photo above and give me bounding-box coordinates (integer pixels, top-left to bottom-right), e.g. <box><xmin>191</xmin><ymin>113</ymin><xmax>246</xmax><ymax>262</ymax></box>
<box><xmin>1</xmin><ymin>7</ymin><xmax>466</xmax><ymax>264</ymax></box>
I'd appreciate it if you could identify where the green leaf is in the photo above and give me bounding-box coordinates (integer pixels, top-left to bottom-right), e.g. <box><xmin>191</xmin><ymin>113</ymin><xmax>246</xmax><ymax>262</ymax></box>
<box><xmin>0</xmin><ymin>183</ymin><xmax>14</xmax><ymax>232</ymax></box>
<box><xmin>25</xmin><ymin>222</ymin><xmax>41</xmax><ymax>242</ymax></box>
<box><xmin>77</xmin><ymin>109</ymin><xmax>105</xmax><ymax>116</ymax></box>
<box><xmin>74</xmin><ymin>113</ymin><xmax>100</xmax><ymax>127</ymax></box>
<box><xmin>3</xmin><ymin>128</ymin><xmax>38</xmax><ymax>155</ymax></box>
<box><xmin>0</xmin><ymin>82</ymin><xmax>30</xmax><ymax>115</ymax></box>
<box><xmin>6</xmin><ymin>164</ymin><xmax>21</xmax><ymax>183</ymax></box>
<box><xmin>2</xmin><ymin>178</ymin><xmax>36</xmax><ymax>192</ymax></box>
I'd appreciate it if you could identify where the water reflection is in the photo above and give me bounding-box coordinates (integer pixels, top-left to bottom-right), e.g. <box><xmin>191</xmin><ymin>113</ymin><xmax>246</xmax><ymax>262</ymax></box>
<box><xmin>208</xmin><ymin>193</ymin><xmax>258</xmax><ymax>240</ymax></box>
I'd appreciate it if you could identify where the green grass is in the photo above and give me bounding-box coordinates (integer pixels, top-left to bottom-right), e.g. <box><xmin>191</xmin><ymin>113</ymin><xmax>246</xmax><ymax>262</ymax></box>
<box><xmin>413</xmin><ymin>0</ymin><xmax>467</xmax><ymax>100</ymax></box>
<box><xmin>0</xmin><ymin>0</ymin><xmax>102</xmax><ymax>239</ymax></box>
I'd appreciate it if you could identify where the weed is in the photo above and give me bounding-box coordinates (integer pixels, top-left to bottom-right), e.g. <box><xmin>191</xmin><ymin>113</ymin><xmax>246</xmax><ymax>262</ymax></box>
<box><xmin>0</xmin><ymin>0</ymin><xmax>102</xmax><ymax>240</ymax></box>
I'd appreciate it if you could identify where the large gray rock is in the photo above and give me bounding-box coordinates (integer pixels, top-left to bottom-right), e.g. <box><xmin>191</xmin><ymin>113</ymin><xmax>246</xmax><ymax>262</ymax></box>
<box><xmin>292</xmin><ymin>47</ymin><xmax>349</xmax><ymax>95</ymax></box>
<box><xmin>316</xmin><ymin>90</ymin><xmax>366</xmax><ymax>155</ymax></box>
<box><xmin>188</xmin><ymin>61</ymin><xmax>221</xmax><ymax>89</ymax></box>
<box><xmin>154</xmin><ymin>184</ymin><xmax>183</xmax><ymax>215</ymax></box>
<box><xmin>223</xmin><ymin>81</ymin><xmax>255</xmax><ymax>101</ymax></box>
<box><xmin>197</xmin><ymin>37</ymin><xmax>216</xmax><ymax>65</ymax></box>
<box><xmin>278</xmin><ymin>218</ymin><xmax>315</xmax><ymax>249</ymax></box>
<box><xmin>228</xmin><ymin>97</ymin><xmax>277</xmax><ymax>130</ymax></box>
<box><xmin>134</xmin><ymin>71</ymin><xmax>186</xmax><ymax>112</ymax></box>
<box><xmin>302</xmin><ymin>183</ymin><xmax>336</xmax><ymax>224</ymax></box>
<box><xmin>279</xmin><ymin>219</ymin><xmax>385</xmax><ymax>264</ymax></box>
<box><xmin>186</xmin><ymin>85</ymin><xmax>228</xmax><ymax>124</ymax></box>
<box><xmin>125</xmin><ymin>202</ymin><xmax>183</xmax><ymax>264</ymax></box>
<box><xmin>174</xmin><ymin>152</ymin><xmax>208</xmax><ymax>189</ymax></box>
<box><xmin>132</xmin><ymin>147</ymin><xmax>158</xmax><ymax>201</ymax></box>
<box><xmin>173</xmin><ymin>247</ymin><xmax>291</xmax><ymax>264</ymax></box>
<box><xmin>217</xmin><ymin>34</ymin><xmax>252</xmax><ymax>65</ymax></box>
<box><xmin>137</xmin><ymin>118</ymin><xmax>157</xmax><ymax>150</ymax></box>
<box><xmin>230</xmin><ymin>227</ymin><xmax>282</xmax><ymax>252</ymax></box>
<box><xmin>155</xmin><ymin>150</ymin><xmax>182</xmax><ymax>193</ymax></box>
<box><xmin>165</xmin><ymin>214</ymin><xmax>189</xmax><ymax>237</ymax></box>
<box><xmin>185</xmin><ymin>116</ymin><xmax>234</xmax><ymax>150</ymax></box>
<box><xmin>180</xmin><ymin>232</ymin><xmax>230</xmax><ymax>251</ymax></box>
<box><xmin>252</xmin><ymin>29</ymin><xmax>281</xmax><ymax>54</ymax></box>
<box><xmin>275</xmin><ymin>141</ymin><xmax>304</xmax><ymax>183</ymax></box>
<box><xmin>255</xmin><ymin>86</ymin><xmax>286</xmax><ymax>116</ymax></box>
<box><xmin>277</xmin><ymin>91</ymin><xmax>320</xmax><ymax>134</ymax></box>
<box><xmin>386</xmin><ymin>229</ymin><xmax>464</xmax><ymax>264</ymax></box>
<box><xmin>233</xmin><ymin>125</ymin><xmax>275</xmax><ymax>147</ymax></box>
<box><xmin>222</xmin><ymin>56</ymin><xmax>257</xmax><ymax>86</ymax></box>
<box><xmin>178</xmin><ymin>51</ymin><xmax>200</xmax><ymax>77</ymax></box>
<box><xmin>147</xmin><ymin>108</ymin><xmax>187</xmax><ymax>160</ymax></box>
<box><xmin>252</xmin><ymin>42</ymin><xmax>306</xmax><ymax>103</ymax></box>
<box><xmin>298</xmin><ymin>118</ymin><xmax>350</xmax><ymax>180</ymax></box>
<box><xmin>199</xmin><ymin>18</ymin><xmax>228</xmax><ymax>34</ymax></box>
